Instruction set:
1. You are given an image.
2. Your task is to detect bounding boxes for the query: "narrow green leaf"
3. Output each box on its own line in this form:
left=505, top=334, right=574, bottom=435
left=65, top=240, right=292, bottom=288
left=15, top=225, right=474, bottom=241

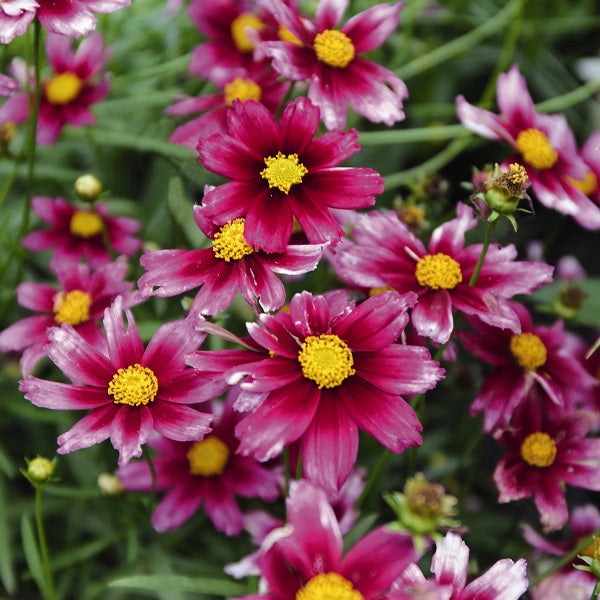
left=0, top=477, right=16, bottom=594
left=167, top=176, right=207, bottom=247
left=20, top=514, right=49, bottom=600
left=52, top=531, right=121, bottom=572
left=108, top=574, right=247, bottom=596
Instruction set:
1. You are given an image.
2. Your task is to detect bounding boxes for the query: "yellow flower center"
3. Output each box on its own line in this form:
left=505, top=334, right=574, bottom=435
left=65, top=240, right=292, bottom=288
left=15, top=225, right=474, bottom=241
left=507, top=163, right=528, bottom=185
left=515, top=128, right=558, bottom=170
left=298, top=334, right=355, bottom=389
left=520, top=432, right=557, bottom=468
left=53, top=289, right=92, bottom=325
left=415, top=253, right=463, bottom=290
left=279, top=25, right=303, bottom=46
left=69, top=210, right=104, bottom=238
left=260, top=152, right=308, bottom=194
left=108, top=364, right=159, bottom=407
left=313, top=29, right=355, bottom=68
left=45, top=72, right=83, bottom=105
left=187, top=436, right=230, bottom=477
left=296, top=573, right=364, bottom=600
left=509, top=333, right=547, bottom=371
left=567, top=171, right=598, bottom=196
left=368, top=285, right=396, bottom=296
left=223, top=77, right=262, bottom=107
left=212, top=218, right=254, bottom=262
left=230, top=13, right=265, bottom=53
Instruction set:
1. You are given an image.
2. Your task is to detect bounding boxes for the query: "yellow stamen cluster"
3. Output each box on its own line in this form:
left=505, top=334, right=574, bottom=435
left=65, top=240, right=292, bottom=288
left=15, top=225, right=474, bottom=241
left=187, top=437, right=230, bottom=477
left=313, top=29, right=355, bottom=68
left=520, top=432, right=557, bottom=467
left=509, top=333, right=547, bottom=371
left=108, top=364, right=159, bottom=407
left=53, top=289, right=92, bottom=326
left=515, top=128, right=558, bottom=170
left=223, top=77, right=262, bottom=107
left=45, top=72, right=83, bottom=105
left=230, top=13, right=265, bottom=53
left=415, top=253, right=463, bottom=290
left=296, top=573, right=364, bottom=600
left=212, top=218, right=254, bottom=262
left=568, top=171, right=598, bottom=197
left=69, top=210, right=104, bottom=238
left=260, top=152, right=308, bottom=194
left=278, top=25, right=303, bottom=46
left=298, top=334, right=355, bottom=389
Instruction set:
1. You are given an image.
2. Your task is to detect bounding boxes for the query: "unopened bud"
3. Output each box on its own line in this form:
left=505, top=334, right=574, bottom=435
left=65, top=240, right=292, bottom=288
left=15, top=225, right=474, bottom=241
left=26, top=456, right=55, bottom=484
left=97, top=473, right=124, bottom=496
left=74, top=174, right=103, bottom=202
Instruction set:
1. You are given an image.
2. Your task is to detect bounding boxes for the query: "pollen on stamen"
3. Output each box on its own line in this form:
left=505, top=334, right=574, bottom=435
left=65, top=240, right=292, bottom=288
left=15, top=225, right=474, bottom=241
left=296, top=572, right=364, bottom=600
left=260, top=152, right=308, bottom=194
left=415, top=253, right=463, bottom=290
left=45, top=72, right=83, bottom=105
left=297, top=334, right=355, bottom=389
left=313, top=29, right=355, bottom=68
left=212, top=218, right=254, bottom=262
left=53, top=289, right=92, bottom=326
left=70, top=210, right=104, bottom=238
left=515, top=128, right=558, bottom=170
left=108, top=364, right=159, bottom=407
left=520, top=432, right=557, bottom=468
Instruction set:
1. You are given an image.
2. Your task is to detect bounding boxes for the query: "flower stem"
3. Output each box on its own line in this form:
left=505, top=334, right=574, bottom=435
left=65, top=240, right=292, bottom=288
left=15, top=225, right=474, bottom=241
left=468, top=219, right=496, bottom=287
left=35, top=486, right=56, bottom=600
left=356, top=448, right=390, bottom=508
left=591, top=580, right=600, bottom=600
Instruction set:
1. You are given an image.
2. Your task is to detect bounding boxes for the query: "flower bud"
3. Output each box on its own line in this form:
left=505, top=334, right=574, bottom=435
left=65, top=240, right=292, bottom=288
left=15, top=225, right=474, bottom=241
left=26, top=456, right=55, bottom=485
left=74, top=174, right=103, bottom=202
left=97, top=473, right=124, bottom=496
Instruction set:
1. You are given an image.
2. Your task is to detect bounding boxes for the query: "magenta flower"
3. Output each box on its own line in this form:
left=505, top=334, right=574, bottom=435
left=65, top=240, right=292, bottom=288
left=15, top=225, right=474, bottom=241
left=332, top=203, right=554, bottom=344
left=187, top=0, right=275, bottom=81
left=116, top=391, right=281, bottom=535
left=459, top=303, right=598, bottom=432
left=187, top=290, right=444, bottom=493
left=19, top=297, right=227, bottom=466
left=232, top=479, right=421, bottom=600
left=456, top=64, right=600, bottom=229
left=21, top=196, right=142, bottom=270
left=197, top=96, right=384, bottom=253
left=138, top=203, right=324, bottom=316
left=493, top=399, right=600, bottom=532
left=390, top=531, right=528, bottom=600
left=0, top=0, right=130, bottom=42
left=574, top=129, right=600, bottom=208
left=0, top=257, right=135, bottom=377
left=0, top=73, right=18, bottom=96
left=0, top=0, right=36, bottom=44
left=258, top=0, right=408, bottom=130
left=0, top=33, right=110, bottom=144
left=167, top=65, right=289, bottom=149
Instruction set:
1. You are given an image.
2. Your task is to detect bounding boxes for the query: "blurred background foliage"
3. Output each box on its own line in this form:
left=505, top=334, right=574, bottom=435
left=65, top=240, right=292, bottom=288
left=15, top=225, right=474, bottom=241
left=1, top=0, right=599, bottom=597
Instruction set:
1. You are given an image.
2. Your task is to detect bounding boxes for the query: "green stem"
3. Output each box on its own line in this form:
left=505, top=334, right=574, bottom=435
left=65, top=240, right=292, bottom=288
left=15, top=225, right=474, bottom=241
left=20, top=20, right=42, bottom=241
left=529, top=527, right=600, bottom=587
left=359, top=124, right=469, bottom=146
left=35, top=487, right=55, bottom=600
left=356, top=449, right=390, bottom=508
left=468, top=219, right=496, bottom=287
left=591, top=580, right=600, bottom=600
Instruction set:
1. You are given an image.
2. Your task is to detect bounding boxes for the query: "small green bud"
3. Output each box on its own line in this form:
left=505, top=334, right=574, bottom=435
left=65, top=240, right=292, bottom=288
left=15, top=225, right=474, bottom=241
left=97, top=473, right=124, bottom=496
left=26, top=456, right=55, bottom=485
left=74, top=174, right=103, bottom=202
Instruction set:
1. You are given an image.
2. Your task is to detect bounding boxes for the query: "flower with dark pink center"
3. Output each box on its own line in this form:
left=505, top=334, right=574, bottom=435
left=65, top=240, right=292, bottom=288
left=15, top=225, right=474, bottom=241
left=19, top=297, right=228, bottom=466
left=116, top=391, right=281, bottom=535
left=390, top=531, right=528, bottom=600
left=257, top=0, right=408, bottom=130
left=187, top=290, right=444, bottom=493
left=137, top=201, right=324, bottom=316
left=459, top=303, right=598, bottom=432
left=21, top=196, right=142, bottom=270
left=456, top=64, right=600, bottom=230
left=197, top=96, right=384, bottom=253
left=0, top=33, right=110, bottom=144
left=0, top=257, right=135, bottom=377
left=231, top=479, right=422, bottom=600
left=332, top=203, right=554, bottom=344
left=493, top=398, right=600, bottom=532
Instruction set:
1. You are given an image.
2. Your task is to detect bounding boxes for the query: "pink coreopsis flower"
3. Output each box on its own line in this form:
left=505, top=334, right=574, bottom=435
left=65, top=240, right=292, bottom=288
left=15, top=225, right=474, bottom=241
left=574, top=129, right=600, bottom=207
left=19, top=297, right=227, bottom=466
left=187, top=290, right=444, bottom=493
left=116, top=392, right=281, bottom=535
left=456, top=64, right=600, bottom=229
left=332, top=203, right=554, bottom=344
left=0, top=33, right=110, bottom=144
left=21, top=196, right=142, bottom=269
left=523, top=504, right=600, bottom=600
left=493, top=398, right=600, bottom=532
left=167, top=65, right=289, bottom=149
left=458, top=303, right=598, bottom=432
left=390, top=531, right=528, bottom=600
left=232, top=479, right=422, bottom=600
left=0, top=257, right=135, bottom=376
left=258, top=0, right=408, bottom=130
left=137, top=203, right=324, bottom=316
left=197, top=96, right=384, bottom=253
left=0, top=0, right=130, bottom=42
